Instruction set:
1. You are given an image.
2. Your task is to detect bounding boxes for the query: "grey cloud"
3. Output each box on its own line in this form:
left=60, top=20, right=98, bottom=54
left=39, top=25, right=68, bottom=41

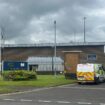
left=0, top=0, right=105, bottom=44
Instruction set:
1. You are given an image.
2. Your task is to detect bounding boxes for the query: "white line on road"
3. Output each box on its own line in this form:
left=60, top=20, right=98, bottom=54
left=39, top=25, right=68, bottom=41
left=100, top=103, right=105, bottom=105
left=57, top=101, right=71, bottom=104
left=20, top=99, right=32, bottom=102
left=3, top=98, right=105, bottom=105
left=3, top=99, right=15, bottom=101
left=38, top=100, right=52, bottom=103
left=77, top=102, right=92, bottom=104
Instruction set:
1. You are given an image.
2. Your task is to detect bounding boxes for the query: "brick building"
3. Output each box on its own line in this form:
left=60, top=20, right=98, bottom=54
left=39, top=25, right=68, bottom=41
left=1, top=42, right=105, bottom=76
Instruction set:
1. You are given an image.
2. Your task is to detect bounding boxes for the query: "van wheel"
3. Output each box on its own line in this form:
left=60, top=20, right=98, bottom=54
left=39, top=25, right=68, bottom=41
left=95, top=77, right=99, bottom=84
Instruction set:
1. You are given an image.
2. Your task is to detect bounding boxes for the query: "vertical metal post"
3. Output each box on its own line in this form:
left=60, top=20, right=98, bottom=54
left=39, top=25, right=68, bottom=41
left=54, top=20, right=56, bottom=76
left=52, top=56, right=54, bottom=74
left=84, top=17, right=86, bottom=43
left=0, top=28, right=1, bottom=74
left=0, top=26, right=4, bottom=75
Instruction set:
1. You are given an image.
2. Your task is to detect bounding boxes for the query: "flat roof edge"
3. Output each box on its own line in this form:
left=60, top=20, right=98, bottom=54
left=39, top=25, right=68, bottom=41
left=62, top=51, right=82, bottom=53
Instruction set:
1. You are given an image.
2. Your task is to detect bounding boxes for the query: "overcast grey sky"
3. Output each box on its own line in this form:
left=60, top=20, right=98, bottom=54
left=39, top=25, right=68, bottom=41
left=0, top=0, right=105, bottom=44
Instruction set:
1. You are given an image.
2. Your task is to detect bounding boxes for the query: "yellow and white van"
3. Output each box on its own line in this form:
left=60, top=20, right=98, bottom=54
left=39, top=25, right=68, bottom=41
left=77, top=63, right=105, bottom=84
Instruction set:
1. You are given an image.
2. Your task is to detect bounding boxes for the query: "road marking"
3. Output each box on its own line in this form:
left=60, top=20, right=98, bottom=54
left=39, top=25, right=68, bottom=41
left=60, top=86, right=105, bottom=90
left=77, top=102, right=92, bottom=104
left=3, top=98, right=105, bottom=105
left=38, top=100, right=52, bottom=103
left=57, top=101, right=71, bottom=104
left=100, top=103, right=105, bottom=105
left=3, top=99, right=15, bottom=101
left=21, top=99, right=32, bottom=102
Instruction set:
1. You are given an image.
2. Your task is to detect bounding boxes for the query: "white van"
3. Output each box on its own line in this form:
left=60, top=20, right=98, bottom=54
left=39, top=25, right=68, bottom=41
left=77, top=63, right=105, bottom=84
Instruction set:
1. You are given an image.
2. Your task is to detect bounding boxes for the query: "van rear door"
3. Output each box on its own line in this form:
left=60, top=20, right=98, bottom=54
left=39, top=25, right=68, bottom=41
left=77, top=64, right=94, bottom=82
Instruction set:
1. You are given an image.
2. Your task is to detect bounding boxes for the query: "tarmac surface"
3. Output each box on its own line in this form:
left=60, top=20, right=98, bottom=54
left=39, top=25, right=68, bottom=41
left=0, top=83, right=105, bottom=105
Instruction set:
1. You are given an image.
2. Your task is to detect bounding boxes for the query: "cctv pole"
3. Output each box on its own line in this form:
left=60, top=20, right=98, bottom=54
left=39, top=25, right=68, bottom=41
left=54, top=20, right=57, bottom=76
left=0, top=27, right=3, bottom=75
left=0, top=28, right=1, bottom=75
left=83, top=17, right=86, bottom=43
left=0, top=26, right=4, bottom=75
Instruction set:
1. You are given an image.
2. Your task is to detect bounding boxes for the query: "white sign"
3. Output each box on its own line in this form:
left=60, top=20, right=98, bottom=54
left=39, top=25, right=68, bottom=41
left=20, top=63, right=25, bottom=67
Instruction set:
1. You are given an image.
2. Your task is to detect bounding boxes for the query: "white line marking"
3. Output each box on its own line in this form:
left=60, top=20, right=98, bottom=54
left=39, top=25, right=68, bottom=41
left=38, top=100, right=52, bottom=103
left=57, top=101, right=71, bottom=104
left=21, top=99, right=32, bottom=102
left=100, top=103, right=105, bottom=105
left=77, top=102, right=92, bottom=104
left=3, top=99, right=15, bottom=101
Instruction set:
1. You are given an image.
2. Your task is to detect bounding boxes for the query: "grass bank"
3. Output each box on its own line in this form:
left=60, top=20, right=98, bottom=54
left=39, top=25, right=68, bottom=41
left=0, top=75, right=76, bottom=94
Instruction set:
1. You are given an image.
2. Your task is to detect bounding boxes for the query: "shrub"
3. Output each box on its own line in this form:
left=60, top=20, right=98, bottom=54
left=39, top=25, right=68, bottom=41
left=3, top=70, right=37, bottom=81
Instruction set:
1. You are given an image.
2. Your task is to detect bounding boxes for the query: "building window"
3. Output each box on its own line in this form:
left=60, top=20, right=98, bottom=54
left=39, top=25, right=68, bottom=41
left=87, top=54, right=97, bottom=61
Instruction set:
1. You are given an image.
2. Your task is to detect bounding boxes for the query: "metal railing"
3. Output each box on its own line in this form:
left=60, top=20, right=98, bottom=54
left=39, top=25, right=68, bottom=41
left=2, top=42, right=105, bottom=48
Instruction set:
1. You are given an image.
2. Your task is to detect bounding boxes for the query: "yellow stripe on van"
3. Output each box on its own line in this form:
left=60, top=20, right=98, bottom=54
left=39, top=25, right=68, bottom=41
left=77, top=72, right=94, bottom=81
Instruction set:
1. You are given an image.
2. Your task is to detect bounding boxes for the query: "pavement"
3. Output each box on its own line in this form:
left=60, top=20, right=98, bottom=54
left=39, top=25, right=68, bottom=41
left=0, top=83, right=105, bottom=105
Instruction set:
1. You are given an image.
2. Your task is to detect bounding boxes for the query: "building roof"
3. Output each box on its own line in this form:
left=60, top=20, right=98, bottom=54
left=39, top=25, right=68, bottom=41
left=62, top=51, right=82, bottom=53
left=27, top=57, right=64, bottom=64
left=3, top=42, right=105, bottom=48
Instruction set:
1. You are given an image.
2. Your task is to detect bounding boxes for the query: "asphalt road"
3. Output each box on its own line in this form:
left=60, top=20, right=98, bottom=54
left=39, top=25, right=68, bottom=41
left=0, top=83, right=105, bottom=105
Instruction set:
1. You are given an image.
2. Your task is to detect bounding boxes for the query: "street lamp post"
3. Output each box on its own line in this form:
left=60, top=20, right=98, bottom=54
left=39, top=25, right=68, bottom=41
left=0, top=26, right=4, bottom=75
left=83, top=17, right=86, bottom=43
left=54, top=20, right=57, bottom=76
left=0, top=28, right=1, bottom=74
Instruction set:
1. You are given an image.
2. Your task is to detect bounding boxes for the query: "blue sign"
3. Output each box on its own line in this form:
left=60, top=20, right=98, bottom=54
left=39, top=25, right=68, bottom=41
left=3, top=61, right=28, bottom=71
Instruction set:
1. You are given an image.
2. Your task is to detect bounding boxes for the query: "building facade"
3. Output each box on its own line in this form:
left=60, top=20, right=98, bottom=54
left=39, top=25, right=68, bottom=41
left=1, top=42, right=105, bottom=76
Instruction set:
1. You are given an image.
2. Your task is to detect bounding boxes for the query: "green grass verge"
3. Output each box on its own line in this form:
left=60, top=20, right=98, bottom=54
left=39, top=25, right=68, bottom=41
left=0, top=75, right=76, bottom=94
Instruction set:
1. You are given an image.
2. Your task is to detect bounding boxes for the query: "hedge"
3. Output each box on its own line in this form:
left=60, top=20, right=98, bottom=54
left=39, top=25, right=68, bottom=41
left=3, top=70, right=37, bottom=81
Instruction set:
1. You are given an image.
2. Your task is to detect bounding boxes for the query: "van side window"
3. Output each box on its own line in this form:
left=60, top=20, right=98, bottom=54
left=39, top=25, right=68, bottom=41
left=99, top=67, right=102, bottom=70
left=102, top=66, right=105, bottom=71
left=98, top=66, right=105, bottom=75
